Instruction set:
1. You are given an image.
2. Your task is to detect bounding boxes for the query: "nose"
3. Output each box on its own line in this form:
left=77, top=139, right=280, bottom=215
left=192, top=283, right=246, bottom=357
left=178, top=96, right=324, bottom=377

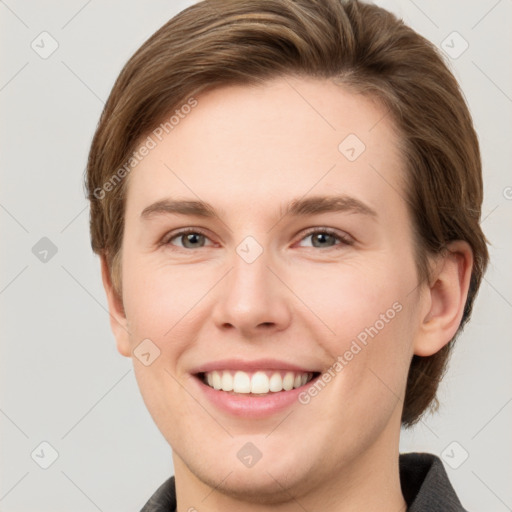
left=211, top=247, right=293, bottom=338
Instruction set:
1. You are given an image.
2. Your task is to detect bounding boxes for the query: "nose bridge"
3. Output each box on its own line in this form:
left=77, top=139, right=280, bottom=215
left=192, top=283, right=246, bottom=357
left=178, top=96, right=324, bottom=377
left=211, top=236, right=291, bottom=333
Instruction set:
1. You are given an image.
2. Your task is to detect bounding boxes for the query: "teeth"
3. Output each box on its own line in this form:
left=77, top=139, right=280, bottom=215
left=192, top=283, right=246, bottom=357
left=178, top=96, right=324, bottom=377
left=203, top=370, right=314, bottom=394
left=233, top=371, right=251, bottom=393
left=284, top=372, right=296, bottom=390
left=250, top=371, right=269, bottom=394
left=212, top=371, right=221, bottom=390
left=221, top=371, right=233, bottom=391
left=269, top=372, right=283, bottom=392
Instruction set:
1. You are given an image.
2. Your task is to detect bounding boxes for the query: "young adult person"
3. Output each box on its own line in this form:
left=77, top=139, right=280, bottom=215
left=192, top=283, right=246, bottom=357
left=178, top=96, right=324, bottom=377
left=85, top=1, right=488, bottom=510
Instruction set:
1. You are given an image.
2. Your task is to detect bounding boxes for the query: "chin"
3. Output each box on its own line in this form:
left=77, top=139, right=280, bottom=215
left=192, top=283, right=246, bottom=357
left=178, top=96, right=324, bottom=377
left=196, top=465, right=309, bottom=505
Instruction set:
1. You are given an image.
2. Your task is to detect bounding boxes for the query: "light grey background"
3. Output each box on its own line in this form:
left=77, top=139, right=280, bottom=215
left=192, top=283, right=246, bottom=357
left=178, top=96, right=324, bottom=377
left=1, top=1, right=511, bottom=510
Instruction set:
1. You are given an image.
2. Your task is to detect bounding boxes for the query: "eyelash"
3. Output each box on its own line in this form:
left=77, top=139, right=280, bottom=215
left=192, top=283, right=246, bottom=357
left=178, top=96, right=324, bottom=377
left=161, top=227, right=354, bottom=250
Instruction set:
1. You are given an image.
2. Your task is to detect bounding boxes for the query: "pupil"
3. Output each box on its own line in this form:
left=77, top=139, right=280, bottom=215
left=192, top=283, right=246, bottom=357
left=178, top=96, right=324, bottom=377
left=314, top=233, right=332, bottom=247
left=184, top=233, right=203, bottom=248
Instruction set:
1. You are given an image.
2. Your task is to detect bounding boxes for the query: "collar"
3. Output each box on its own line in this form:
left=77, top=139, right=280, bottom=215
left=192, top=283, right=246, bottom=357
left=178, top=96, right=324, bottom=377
left=140, top=452, right=467, bottom=512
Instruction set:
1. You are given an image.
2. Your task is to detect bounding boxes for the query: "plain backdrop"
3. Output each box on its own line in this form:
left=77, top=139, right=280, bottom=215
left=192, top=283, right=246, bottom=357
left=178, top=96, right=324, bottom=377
left=1, top=1, right=511, bottom=510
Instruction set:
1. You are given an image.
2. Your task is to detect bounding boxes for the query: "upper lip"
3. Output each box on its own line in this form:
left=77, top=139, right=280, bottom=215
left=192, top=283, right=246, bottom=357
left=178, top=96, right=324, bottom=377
left=190, top=358, right=320, bottom=374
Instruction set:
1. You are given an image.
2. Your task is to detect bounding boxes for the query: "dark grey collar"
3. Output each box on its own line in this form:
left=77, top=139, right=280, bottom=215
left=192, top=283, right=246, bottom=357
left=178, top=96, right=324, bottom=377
left=141, top=452, right=467, bottom=512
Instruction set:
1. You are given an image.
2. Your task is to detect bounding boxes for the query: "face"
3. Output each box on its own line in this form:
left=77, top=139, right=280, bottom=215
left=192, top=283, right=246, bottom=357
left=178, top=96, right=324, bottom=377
left=110, top=77, right=431, bottom=502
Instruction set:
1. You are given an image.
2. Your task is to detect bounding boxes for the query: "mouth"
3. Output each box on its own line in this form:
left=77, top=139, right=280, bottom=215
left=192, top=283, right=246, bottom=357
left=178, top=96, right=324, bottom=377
left=189, top=358, right=324, bottom=417
left=195, top=370, right=321, bottom=395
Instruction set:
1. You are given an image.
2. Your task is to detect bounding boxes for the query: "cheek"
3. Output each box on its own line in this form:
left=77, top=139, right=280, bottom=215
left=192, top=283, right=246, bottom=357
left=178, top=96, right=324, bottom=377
left=303, top=257, right=417, bottom=391
left=294, top=257, right=410, bottom=336
left=121, top=253, right=211, bottom=340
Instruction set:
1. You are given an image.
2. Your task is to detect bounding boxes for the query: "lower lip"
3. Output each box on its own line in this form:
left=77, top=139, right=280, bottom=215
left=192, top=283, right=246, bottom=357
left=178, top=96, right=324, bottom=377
left=192, top=374, right=320, bottom=418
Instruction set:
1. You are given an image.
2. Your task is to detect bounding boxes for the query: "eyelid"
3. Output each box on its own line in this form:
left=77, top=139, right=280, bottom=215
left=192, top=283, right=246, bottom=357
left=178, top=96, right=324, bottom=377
left=294, top=226, right=354, bottom=247
left=161, top=226, right=354, bottom=250
left=160, top=227, right=214, bottom=247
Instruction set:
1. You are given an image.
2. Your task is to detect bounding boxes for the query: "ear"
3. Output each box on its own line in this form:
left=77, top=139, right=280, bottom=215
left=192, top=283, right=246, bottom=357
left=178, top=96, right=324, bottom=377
left=100, top=253, right=131, bottom=358
left=414, top=241, right=473, bottom=356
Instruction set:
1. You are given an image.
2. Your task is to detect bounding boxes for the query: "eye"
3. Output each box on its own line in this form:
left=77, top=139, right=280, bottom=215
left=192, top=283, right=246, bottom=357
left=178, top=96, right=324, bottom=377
left=296, top=228, right=353, bottom=249
left=161, top=227, right=353, bottom=251
left=162, top=229, right=214, bottom=249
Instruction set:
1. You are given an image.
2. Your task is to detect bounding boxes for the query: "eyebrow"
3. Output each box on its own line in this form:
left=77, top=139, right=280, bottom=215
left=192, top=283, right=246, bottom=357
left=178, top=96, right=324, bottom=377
left=140, top=194, right=378, bottom=221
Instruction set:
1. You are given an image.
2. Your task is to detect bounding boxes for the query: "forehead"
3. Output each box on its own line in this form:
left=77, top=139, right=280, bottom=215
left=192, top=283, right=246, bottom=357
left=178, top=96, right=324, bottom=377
left=125, top=76, right=406, bottom=220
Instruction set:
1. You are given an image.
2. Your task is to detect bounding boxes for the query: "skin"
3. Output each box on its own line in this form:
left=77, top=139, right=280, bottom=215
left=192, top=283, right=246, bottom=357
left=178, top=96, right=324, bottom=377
left=101, top=76, right=473, bottom=511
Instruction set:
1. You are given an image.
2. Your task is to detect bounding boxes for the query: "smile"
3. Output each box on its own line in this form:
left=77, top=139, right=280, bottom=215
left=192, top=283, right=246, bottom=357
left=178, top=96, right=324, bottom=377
left=199, top=370, right=319, bottom=395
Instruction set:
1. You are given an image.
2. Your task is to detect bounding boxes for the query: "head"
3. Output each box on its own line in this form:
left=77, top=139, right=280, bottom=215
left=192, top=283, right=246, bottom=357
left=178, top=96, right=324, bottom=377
left=85, top=0, right=488, bottom=502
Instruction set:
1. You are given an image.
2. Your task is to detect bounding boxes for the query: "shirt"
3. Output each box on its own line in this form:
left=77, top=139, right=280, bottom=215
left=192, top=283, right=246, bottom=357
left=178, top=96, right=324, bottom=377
left=140, top=452, right=467, bottom=512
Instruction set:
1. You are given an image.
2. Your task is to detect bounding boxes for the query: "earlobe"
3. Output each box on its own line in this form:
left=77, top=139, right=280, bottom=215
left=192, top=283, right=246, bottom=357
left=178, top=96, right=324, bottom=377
left=414, top=241, right=473, bottom=357
left=100, top=253, right=132, bottom=358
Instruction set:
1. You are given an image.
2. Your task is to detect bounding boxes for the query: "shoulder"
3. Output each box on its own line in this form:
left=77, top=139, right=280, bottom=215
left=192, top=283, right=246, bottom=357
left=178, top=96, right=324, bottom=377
left=400, top=452, right=468, bottom=512
left=140, top=475, right=176, bottom=512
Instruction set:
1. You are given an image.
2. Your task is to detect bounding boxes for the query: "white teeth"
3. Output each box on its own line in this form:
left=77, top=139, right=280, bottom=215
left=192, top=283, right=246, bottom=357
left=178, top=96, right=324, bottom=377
left=269, top=372, right=283, bottom=392
left=233, top=371, right=251, bottom=393
left=250, top=371, right=269, bottom=393
left=203, top=370, right=314, bottom=394
left=221, top=371, right=233, bottom=391
left=282, top=372, right=294, bottom=391
left=212, top=371, right=222, bottom=390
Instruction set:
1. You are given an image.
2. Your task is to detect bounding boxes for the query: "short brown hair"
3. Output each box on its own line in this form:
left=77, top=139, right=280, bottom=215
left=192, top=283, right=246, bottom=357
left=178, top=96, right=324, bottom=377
left=85, top=0, right=489, bottom=426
